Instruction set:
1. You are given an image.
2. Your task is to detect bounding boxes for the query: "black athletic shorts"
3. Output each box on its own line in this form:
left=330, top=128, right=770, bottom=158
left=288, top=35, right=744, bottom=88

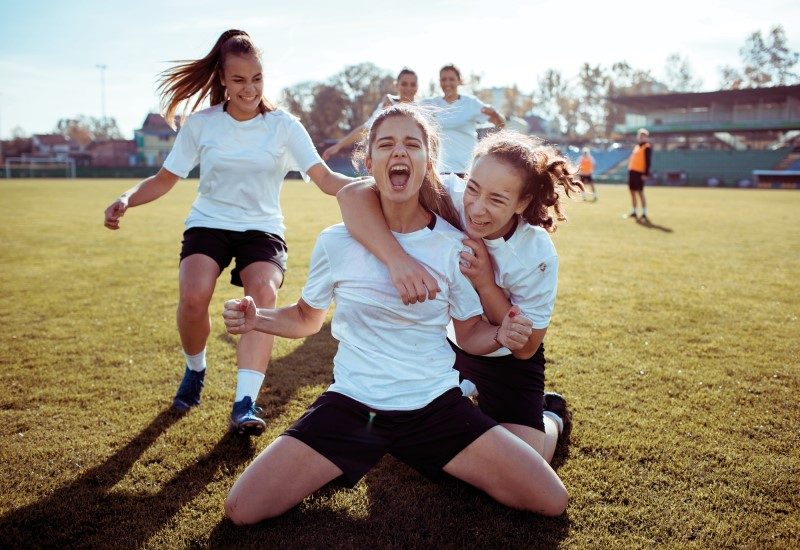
left=580, top=174, right=593, bottom=184
left=450, top=340, right=546, bottom=432
left=628, top=170, right=645, bottom=191
left=179, top=227, right=288, bottom=287
left=284, top=388, right=498, bottom=487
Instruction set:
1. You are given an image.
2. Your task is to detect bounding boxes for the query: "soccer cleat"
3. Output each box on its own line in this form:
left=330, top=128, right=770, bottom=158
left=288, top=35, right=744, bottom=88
left=640, top=215, right=650, bottom=223
left=543, top=391, right=572, bottom=438
left=173, top=366, right=205, bottom=411
left=229, top=396, right=266, bottom=436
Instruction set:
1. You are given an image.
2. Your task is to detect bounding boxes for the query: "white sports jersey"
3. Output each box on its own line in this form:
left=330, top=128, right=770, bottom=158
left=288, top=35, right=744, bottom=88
left=441, top=174, right=558, bottom=356
left=163, top=104, right=322, bottom=238
left=419, top=94, right=488, bottom=174
left=301, top=217, right=483, bottom=410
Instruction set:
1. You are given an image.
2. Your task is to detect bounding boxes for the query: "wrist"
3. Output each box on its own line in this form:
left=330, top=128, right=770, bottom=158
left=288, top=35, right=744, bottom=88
left=493, top=326, right=501, bottom=346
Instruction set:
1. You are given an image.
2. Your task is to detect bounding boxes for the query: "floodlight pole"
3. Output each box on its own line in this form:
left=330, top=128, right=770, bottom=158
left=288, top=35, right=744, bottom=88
left=96, top=64, right=107, bottom=121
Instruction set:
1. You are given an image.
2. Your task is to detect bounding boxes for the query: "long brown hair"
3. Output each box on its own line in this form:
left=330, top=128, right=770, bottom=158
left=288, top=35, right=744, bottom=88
left=157, top=29, right=275, bottom=127
left=354, top=104, right=463, bottom=231
left=472, top=131, right=583, bottom=233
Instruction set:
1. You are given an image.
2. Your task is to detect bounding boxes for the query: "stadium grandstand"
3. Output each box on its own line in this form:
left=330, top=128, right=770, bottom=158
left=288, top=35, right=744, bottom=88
left=589, top=85, right=800, bottom=188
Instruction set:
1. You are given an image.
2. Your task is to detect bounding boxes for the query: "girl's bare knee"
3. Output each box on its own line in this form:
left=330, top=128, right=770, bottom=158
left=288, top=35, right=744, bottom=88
left=535, top=487, right=569, bottom=517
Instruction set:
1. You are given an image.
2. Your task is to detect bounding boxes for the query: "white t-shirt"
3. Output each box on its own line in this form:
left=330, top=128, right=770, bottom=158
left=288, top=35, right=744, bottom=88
left=301, top=217, right=484, bottom=410
left=163, top=104, right=322, bottom=238
left=364, top=95, right=398, bottom=129
left=441, top=174, right=559, bottom=356
left=420, top=94, right=488, bottom=174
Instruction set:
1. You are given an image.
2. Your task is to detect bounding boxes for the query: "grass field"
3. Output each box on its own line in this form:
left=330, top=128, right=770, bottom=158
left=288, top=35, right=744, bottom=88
left=0, top=179, right=798, bottom=548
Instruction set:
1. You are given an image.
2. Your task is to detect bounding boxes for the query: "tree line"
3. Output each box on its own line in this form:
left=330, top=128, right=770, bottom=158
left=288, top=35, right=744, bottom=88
left=5, top=25, right=796, bottom=146
left=284, top=25, right=798, bottom=143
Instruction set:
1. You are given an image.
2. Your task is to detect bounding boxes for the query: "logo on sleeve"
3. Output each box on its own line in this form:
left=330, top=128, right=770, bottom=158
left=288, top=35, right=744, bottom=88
left=538, top=262, right=547, bottom=272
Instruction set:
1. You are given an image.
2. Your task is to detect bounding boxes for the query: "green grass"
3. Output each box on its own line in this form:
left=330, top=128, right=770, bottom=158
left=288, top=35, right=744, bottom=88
left=0, top=179, right=798, bottom=548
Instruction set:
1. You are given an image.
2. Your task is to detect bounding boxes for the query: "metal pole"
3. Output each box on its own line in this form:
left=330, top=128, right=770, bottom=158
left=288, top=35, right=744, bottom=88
left=96, top=64, right=107, bottom=120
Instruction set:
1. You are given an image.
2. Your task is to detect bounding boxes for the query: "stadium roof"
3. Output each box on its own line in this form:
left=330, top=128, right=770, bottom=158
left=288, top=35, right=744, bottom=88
left=609, top=85, right=800, bottom=110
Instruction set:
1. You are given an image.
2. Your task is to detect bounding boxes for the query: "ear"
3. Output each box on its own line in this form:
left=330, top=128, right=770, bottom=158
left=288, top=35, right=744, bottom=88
left=365, top=156, right=372, bottom=174
left=427, top=157, right=433, bottom=173
left=515, top=195, right=533, bottom=215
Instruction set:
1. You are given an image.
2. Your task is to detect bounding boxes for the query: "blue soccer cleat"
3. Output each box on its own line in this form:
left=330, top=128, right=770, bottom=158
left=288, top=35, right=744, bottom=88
left=172, top=367, right=205, bottom=411
left=229, top=396, right=266, bottom=436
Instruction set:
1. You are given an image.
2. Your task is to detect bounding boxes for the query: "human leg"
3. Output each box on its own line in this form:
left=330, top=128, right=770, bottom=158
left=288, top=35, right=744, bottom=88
left=501, top=422, right=557, bottom=464
left=227, top=262, right=282, bottom=434
left=226, top=391, right=389, bottom=523
left=443, top=426, right=568, bottom=516
left=224, top=435, right=343, bottom=524
left=236, top=261, right=283, bottom=376
left=452, top=343, right=557, bottom=461
left=177, top=254, right=220, bottom=355
left=173, top=253, right=220, bottom=410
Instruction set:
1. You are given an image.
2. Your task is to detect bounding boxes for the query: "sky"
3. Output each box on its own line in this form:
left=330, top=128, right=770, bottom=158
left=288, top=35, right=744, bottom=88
left=1, top=0, right=799, bottom=139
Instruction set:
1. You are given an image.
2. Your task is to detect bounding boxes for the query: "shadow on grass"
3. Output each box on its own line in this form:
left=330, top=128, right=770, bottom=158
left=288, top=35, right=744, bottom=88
left=637, top=217, right=674, bottom=233
left=0, top=326, right=339, bottom=547
left=0, top=408, right=256, bottom=547
left=207, top=454, right=571, bottom=548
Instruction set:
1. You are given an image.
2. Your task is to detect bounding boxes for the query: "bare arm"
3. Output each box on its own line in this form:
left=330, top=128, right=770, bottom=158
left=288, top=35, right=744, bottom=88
left=481, top=105, right=506, bottom=128
left=337, top=180, right=440, bottom=304
left=459, top=236, right=547, bottom=360
left=453, top=306, right=532, bottom=356
left=223, top=296, right=328, bottom=338
left=306, top=162, right=363, bottom=196
left=321, top=125, right=367, bottom=161
left=103, top=167, right=180, bottom=230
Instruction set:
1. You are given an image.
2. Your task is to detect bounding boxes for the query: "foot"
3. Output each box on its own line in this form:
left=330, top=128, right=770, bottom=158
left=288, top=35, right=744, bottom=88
left=625, top=212, right=638, bottom=220
left=173, top=367, right=205, bottom=411
left=640, top=214, right=650, bottom=223
left=229, top=396, right=266, bottom=436
left=543, top=392, right=572, bottom=439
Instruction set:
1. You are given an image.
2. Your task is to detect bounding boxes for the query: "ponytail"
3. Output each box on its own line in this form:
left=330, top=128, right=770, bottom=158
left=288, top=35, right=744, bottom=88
left=157, top=29, right=274, bottom=127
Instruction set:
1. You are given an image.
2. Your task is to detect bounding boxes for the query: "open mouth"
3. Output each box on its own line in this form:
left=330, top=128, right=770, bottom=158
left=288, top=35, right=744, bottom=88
left=468, top=216, right=490, bottom=228
left=388, top=164, right=411, bottom=190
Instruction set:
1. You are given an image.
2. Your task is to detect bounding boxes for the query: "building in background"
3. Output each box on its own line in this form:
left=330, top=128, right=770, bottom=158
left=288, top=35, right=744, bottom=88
left=135, top=113, right=178, bottom=166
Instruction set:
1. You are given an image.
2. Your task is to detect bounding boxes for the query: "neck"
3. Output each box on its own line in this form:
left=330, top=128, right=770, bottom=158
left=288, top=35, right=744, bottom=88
left=379, top=196, right=430, bottom=233
left=226, top=101, right=260, bottom=122
left=443, top=92, right=458, bottom=102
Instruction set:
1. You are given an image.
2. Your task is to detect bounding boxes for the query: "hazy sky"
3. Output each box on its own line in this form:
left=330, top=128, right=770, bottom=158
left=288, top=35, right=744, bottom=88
left=1, top=0, right=798, bottom=139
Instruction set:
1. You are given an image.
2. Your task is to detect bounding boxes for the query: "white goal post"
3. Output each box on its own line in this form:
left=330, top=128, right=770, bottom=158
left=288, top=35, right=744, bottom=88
left=4, top=157, right=76, bottom=178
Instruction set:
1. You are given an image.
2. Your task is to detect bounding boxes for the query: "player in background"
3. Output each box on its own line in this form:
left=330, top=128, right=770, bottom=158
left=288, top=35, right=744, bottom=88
left=626, top=128, right=652, bottom=221
left=578, top=147, right=597, bottom=201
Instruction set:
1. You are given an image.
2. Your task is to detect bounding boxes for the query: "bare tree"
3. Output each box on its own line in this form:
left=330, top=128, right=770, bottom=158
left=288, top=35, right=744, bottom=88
left=719, top=25, right=799, bottom=88
left=664, top=53, right=702, bottom=92
left=576, top=63, right=608, bottom=139
left=536, top=69, right=575, bottom=137
left=307, top=85, right=349, bottom=144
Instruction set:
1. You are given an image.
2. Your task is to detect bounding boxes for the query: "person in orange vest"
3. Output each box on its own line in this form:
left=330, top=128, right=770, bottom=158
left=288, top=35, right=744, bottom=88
left=578, top=147, right=597, bottom=201
left=626, top=128, right=651, bottom=221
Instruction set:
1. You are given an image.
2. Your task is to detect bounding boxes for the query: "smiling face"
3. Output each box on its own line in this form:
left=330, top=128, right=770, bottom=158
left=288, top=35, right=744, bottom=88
left=396, top=73, right=419, bottom=103
left=439, top=68, right=461, bottom=99
left=463, top=155, right=532, bottom=240
left=220, top=54, right=263, bottom=120
left=366, top=114, right=430, bottom=205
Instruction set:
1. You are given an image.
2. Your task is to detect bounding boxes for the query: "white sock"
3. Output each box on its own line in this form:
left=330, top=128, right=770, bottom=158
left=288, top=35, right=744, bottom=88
left=543, top=410, right=564, bottom=435
left=235, top=369, right=265, bottom=402
left=459, top=379, right=478, bottom=397
left=642, top=207, right=648, bottom=216
left=184, top=349, right=206, bottom=372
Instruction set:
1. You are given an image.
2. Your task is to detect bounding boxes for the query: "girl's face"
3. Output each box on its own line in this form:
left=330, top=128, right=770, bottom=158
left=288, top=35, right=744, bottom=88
left=439, top=69, right=461, bottom=98
left=366, top=115, right=430, bottom=205
left=220, top=54, right=263, bottom=119
left=463, top=155, right=532, bottom=240
left=396, top=74, right=418, bottom=103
